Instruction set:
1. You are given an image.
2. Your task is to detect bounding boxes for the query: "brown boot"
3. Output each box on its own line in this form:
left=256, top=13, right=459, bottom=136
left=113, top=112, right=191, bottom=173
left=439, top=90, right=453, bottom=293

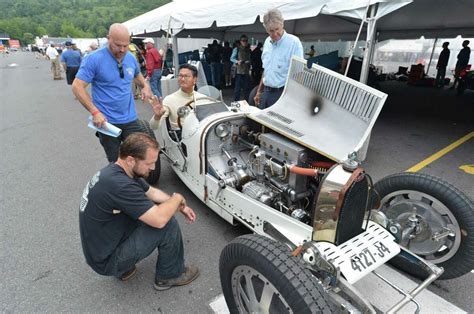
left=118, top=265, right=137, bottom=281
left=154, top=265, right=200, bottom=291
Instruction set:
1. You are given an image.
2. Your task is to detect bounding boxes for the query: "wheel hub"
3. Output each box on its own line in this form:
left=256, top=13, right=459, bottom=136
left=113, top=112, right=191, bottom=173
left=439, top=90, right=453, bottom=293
left=231, top=265, right=292, bottom=313
left=380, top=190, right=461, bottom=263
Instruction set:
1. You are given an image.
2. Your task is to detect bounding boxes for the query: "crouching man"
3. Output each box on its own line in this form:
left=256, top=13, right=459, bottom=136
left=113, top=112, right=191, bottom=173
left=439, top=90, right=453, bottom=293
left=79, top=132, right=199, bottom=290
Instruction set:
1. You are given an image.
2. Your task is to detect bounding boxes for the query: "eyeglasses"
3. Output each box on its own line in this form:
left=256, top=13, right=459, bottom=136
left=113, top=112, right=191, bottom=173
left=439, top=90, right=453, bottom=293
left=118, top=63, right=124, bottom=79
left=240, top=39, right=248, bottom=42
left=178, top=74, right=192, bottom=79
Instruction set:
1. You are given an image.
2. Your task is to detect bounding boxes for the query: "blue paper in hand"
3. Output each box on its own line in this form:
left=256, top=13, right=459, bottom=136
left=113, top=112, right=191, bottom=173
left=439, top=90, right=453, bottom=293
left=87, top=116, right=122, bottom=137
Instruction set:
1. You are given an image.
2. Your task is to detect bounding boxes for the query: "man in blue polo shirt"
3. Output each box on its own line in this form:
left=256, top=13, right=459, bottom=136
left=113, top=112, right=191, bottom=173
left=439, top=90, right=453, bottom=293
left=61, top=41, right=82, bottom=85
left=254, top=8, right=303, bottom=109
left=72, top=23, right=152, bottom=162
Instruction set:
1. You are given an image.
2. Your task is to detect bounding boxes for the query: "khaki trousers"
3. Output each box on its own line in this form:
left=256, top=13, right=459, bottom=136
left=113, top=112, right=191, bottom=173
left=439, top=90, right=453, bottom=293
left=51, top=58, right=61, bottom=79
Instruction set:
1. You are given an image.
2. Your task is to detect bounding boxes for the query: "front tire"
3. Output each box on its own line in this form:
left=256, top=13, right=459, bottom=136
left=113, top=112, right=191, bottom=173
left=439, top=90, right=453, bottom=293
left=220, top=234, right=334, bottom=313
left=138, top=119, right=161, bottom=185
left=375, top=172, right=474, bottom=279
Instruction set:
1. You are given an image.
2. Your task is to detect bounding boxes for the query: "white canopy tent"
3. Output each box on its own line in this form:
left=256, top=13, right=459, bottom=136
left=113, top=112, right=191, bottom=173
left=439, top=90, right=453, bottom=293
left=125, top=0, right=410, bottom=39
left=124, top=0, right=474, bottom=83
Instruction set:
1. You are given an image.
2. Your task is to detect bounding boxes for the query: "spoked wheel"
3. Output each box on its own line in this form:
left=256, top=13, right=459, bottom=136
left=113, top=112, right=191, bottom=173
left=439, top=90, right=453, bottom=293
left=375, top=172, right=474, bottom=279
left=220, top=234, right=334, bottom=313
left=231, top=265, right=293, bottom=312
left=138, top=119, right=161, bottom=185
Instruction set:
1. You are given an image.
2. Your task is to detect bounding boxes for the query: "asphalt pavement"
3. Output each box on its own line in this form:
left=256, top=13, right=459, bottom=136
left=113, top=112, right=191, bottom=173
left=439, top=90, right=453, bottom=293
left=1, top=52, right=472, bottom=312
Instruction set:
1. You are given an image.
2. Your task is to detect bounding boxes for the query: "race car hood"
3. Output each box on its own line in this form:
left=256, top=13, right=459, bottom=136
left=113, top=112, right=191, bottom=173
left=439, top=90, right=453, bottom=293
left=248, top=57, right=387, bottom=162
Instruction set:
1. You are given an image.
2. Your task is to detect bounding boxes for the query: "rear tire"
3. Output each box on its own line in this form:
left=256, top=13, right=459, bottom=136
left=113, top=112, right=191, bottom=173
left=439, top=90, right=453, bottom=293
left=220, top=234, right=334, bottom=313
left=375, top=172, right=474, bottom=279
left=138, top=119, right=161, bottom=185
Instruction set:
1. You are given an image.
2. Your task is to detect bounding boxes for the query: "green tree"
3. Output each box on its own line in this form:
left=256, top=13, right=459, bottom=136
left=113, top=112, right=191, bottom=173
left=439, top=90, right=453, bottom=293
left=36, top=26, right=47, bottom=37
left=23, top=32, right=34, bottom=44
left=0, top=0, right=171, bottom=42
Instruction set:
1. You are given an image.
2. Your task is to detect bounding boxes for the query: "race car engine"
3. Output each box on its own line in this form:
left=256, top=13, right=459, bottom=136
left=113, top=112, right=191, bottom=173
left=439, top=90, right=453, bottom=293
left=207, top=120, right=372, bottom=244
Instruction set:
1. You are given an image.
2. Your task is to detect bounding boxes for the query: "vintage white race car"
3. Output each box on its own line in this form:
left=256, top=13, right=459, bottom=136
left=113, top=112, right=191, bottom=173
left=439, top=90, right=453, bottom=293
left=146, top=57, right=474, bottom=313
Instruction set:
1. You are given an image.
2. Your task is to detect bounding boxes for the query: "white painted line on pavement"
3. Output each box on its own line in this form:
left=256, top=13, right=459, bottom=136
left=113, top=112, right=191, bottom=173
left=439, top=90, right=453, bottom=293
left=210, top=294, right=229, bottom=314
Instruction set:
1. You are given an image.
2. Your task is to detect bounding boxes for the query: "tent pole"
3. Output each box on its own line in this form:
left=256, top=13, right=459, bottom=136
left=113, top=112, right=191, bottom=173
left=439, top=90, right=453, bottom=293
left=344, top=1, right=371, bottom=78
left=360, top=4, right=378, bottom=84
left=369, top=30, right=379, bottom=65
left=344, top=17, right=366, bottom=77
left=172, top=35, right=179, bottom=73
left=426, top=37, right=438, bottom=76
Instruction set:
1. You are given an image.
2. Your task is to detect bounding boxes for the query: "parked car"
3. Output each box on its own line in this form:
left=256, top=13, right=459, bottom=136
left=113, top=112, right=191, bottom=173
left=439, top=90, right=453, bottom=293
left=148, top=57, right=473, bottom=313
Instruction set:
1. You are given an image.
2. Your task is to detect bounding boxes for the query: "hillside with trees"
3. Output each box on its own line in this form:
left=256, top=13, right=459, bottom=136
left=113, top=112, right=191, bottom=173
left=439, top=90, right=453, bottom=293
left=0, top=0, right=170, bottom=43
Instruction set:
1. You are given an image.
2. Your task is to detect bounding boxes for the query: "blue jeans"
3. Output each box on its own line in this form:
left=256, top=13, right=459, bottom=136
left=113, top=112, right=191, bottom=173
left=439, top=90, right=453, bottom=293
left=150, top=69, right=162, bottom=97
left=234, top=74, right=250, bottom=101
left=210, top=62, right=222, bottom=88
left=106, top=218, right=185, bottom=281
left=97, top=119, right=143, bottom=162
left=259, top=88, right=284, bottom=109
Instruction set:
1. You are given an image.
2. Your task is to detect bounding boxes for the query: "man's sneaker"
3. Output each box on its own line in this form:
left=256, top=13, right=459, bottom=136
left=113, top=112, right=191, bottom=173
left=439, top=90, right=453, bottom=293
left=119, top=265, right=137, bottom=281
left=154, top=265, right=200, bottom=291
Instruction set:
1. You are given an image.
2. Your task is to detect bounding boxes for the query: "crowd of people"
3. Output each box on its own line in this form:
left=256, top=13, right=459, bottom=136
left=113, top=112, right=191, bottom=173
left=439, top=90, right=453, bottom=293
left=44, top=11, right=305, bottom=109
left=199, top=9, right=303, bottom=107
left=202, top=35, right=264, bottom=102
left=42, top=36, right=170, bottom=98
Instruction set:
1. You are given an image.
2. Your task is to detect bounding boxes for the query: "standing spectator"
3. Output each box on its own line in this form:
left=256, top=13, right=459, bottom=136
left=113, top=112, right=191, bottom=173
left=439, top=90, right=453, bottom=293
left=203, top=44, right=211, bottom=63
left=435, top=42, right=450, bottom=88
left=451, top=40, right=471, bottom=89
left=61, top=41, right=82, bottom=85
left=137, top=43, right=147, bottom=76
left=254, top=8, right=304, bottom=109
left=250, top=42, right=263, bottom=86
left=305, top=45, right=316, bottom=58
left=222, top=41, right=233, bottom=87
left=231, top=34, right=251, bottom=101
left=164, top=43, right=174, bottom=73
left=143, top=38, right=163, bottom=97
left=72, top=23, right=153, bottom=163
left=83, top=41, right=98, bottom=58
left=79, top=132, right=199, bottom=289
left=208, top=40, right=222, bottom=89
left=46, top=44, right=62, bottom=80
left=129, top=41, right=145, bottom=99
left=72, top=42, right=82, bottom=55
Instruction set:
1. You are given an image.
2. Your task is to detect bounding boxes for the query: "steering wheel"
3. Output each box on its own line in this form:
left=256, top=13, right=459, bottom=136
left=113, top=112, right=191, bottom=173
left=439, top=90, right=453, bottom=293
left=177, top=96, right=218, bottom=129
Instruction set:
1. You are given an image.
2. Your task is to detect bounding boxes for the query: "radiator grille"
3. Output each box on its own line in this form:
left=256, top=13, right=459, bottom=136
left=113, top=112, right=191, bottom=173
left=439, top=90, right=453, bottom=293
left=335, top=173, right=369, bottom=245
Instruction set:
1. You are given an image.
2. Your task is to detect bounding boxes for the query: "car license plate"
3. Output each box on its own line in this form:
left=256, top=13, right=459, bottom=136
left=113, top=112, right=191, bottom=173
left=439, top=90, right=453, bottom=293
left=315, top=221, right=400, bottom=284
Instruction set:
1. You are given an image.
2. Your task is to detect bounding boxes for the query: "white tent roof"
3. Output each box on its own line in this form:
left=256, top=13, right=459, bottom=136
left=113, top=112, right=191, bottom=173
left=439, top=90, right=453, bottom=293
left=124, top=0, right=411, bottom=41
left=124, top=0, right=474, bottom=41
left=376, top=0, right=474, bottom=40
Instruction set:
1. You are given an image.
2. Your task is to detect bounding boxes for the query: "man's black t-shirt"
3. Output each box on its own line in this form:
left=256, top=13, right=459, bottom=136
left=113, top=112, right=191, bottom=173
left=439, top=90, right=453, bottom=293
left=79, top=163, right=154, bottom=274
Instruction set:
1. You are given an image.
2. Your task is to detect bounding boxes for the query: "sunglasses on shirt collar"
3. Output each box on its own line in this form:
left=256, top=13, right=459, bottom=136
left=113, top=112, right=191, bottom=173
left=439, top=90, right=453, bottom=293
left=118, top=63, right=124, bottom=79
